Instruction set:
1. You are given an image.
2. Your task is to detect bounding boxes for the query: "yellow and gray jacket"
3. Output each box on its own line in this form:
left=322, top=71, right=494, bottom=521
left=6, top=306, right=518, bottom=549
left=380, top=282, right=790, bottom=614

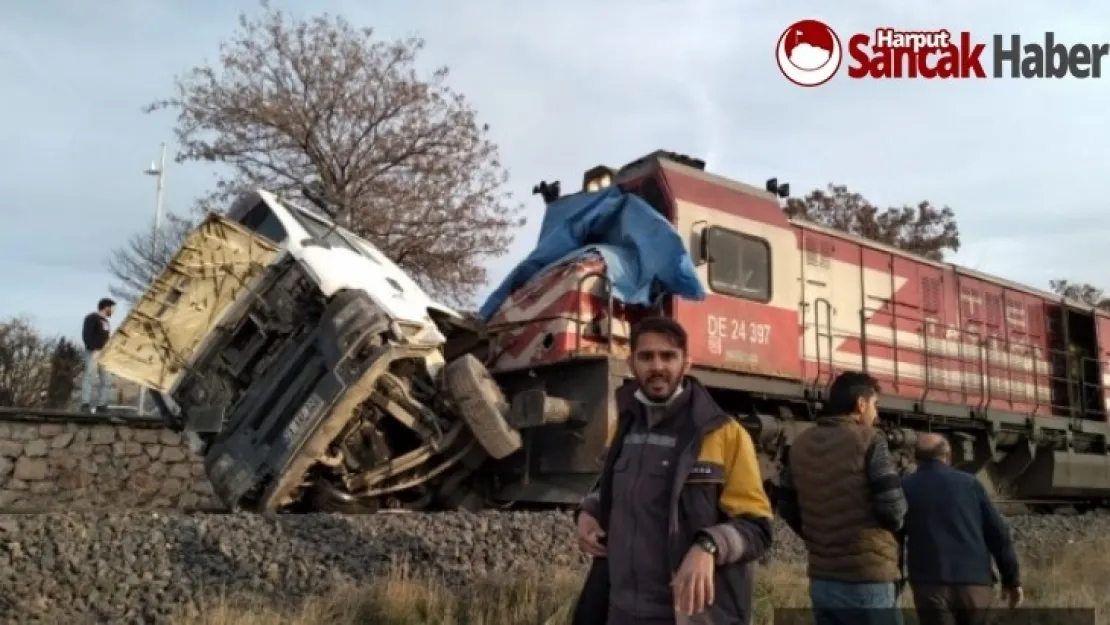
left=572, top=377, right=774, bottom=625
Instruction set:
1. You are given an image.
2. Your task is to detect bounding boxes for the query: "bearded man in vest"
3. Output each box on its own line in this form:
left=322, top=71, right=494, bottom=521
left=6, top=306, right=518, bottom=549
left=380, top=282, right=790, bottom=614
left=776, top=370, right=908, bottom=625
left=570, top=316, right=774, bottom=625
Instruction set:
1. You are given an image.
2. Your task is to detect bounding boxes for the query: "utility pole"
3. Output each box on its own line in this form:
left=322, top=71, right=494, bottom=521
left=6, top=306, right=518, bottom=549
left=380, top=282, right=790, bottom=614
left=147, top=142, right=167, bottom=258
left=137, top=142, right=167, bottom=415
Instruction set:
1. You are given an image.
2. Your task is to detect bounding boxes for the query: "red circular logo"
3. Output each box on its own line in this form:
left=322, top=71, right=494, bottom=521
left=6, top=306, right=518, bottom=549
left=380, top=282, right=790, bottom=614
left=776, top=20, right=843, bottom=87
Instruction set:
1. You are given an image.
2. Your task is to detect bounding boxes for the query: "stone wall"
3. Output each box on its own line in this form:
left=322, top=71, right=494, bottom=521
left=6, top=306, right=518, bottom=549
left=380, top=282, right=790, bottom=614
left=0, top=415, right=223, bottom=512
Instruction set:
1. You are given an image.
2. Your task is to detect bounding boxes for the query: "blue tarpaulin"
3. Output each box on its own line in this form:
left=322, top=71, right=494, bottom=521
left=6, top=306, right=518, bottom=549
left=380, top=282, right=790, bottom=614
left=478, top=186, right=706, bottom=321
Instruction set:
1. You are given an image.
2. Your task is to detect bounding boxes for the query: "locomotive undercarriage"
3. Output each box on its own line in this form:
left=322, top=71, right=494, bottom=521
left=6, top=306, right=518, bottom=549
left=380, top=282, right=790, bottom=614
left=481, top=354, right=1110, bottom=516
left=727, top=388, right=1110, bottom=515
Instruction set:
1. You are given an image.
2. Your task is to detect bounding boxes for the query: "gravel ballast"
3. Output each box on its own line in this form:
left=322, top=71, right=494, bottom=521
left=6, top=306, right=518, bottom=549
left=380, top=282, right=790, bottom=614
left=0, top=510, right=1102, bottom=624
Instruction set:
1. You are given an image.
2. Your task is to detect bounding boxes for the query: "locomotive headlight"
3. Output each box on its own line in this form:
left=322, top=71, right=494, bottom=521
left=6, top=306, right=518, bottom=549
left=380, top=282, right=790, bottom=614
left=582, top=165, right=617, bottom=192
left=585, top=173, right=611, bottom=192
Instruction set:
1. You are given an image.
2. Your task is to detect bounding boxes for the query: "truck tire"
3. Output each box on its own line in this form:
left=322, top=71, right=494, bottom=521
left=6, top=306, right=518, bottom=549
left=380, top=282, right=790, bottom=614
left=441, top=354, right=522, bottom=460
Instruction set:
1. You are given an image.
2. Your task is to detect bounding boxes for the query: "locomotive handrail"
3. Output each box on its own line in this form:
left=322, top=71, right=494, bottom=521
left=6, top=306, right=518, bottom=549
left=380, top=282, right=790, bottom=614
left=851, top=304, right=1055, bottom=416
left=919, top=329, right=934, bottom=405
left=1078, top=354, right=1107, bottom=420
left=811, top=298, right=834, bottom=391
left=573, top=270, right=616, bottom=357
left=806, top=300, right=1107, bottom=424
left=1035, top=346, right=1092, bottom=420
left=481, top=314, right=577, bottom=369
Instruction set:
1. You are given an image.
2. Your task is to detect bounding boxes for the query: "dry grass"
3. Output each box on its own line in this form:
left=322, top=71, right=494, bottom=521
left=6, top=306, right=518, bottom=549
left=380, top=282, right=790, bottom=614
left=173, top=537, right=1109, bottom=625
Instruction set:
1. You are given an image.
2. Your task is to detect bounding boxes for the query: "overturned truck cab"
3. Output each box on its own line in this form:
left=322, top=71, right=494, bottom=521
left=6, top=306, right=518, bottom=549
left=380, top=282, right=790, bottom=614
left=98, top=190, right=522, bottom=513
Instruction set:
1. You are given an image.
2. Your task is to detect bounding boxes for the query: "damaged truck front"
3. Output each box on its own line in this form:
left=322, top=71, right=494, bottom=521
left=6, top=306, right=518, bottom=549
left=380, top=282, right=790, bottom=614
left=98, top=190, right=522, bottom=513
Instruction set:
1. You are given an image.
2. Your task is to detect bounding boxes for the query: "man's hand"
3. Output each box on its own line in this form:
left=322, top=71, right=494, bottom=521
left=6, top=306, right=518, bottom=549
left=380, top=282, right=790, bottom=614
left=671, top=544, right=715, bottom=616
left=576, top=511, right=607, bottom=557
left=1002, top=585, right=1024, bottom=608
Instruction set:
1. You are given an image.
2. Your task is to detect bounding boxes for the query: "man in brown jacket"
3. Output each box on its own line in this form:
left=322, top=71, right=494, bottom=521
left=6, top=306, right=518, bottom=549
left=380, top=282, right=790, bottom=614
left=776, top=371, right=907, bottom=625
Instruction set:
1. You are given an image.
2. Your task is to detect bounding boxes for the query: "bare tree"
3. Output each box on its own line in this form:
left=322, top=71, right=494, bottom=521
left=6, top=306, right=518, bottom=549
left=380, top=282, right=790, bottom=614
left=106, top=212, right=197, bottom=305
left=109, top=1, right=523, bottom=307
left=1050, top=279, right=1110, bottom=310
left=44, top=337, right=84, bottom=409
left=784, top=184, right=961, bottom=261
left=0, top=317, right=81, bottom=409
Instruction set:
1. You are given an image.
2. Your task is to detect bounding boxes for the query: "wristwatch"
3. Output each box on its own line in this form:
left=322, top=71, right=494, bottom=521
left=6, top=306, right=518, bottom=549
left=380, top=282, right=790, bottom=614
left=695, top=533, right=718, bottom=556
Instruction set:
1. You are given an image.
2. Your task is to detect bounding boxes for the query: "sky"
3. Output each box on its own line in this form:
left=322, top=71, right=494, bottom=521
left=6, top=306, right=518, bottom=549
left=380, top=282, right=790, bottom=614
left=2, top=0, right=1109, bottom=342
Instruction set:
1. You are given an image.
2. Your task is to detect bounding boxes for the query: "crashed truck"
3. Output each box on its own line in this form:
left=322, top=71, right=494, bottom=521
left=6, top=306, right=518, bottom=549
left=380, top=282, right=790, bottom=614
left=96, top=150, right=714, bottom=514
left=107, top=146, right=1098, bottom=517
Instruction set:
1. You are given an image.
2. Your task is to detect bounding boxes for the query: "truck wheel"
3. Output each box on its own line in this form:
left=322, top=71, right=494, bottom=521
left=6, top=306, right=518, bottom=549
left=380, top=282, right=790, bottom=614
left=441, top=354, right=522, bottom=459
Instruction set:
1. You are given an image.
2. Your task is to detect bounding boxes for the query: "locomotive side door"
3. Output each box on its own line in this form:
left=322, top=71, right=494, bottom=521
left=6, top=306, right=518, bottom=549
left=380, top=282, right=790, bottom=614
left=670, top=188, right=802, bottom=381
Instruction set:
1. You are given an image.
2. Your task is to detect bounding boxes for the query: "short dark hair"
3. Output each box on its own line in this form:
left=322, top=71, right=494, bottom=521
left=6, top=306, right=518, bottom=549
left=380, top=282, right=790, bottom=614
left=98, top=298, right=116, bottom=311
left=630, top=316, right=687, bottom=353
left=825, top=371, right=881, bottom=416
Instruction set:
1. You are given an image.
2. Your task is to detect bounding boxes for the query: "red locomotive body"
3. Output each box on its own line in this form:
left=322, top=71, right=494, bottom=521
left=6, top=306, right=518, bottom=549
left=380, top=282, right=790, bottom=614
left=482, top=150, right=1110, bottom=512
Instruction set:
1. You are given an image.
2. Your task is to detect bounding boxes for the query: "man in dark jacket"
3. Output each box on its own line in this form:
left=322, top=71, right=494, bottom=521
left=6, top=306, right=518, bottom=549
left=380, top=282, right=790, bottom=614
left=79, top=298, right=116, bottom=413
left=901, top=433, right=1023, bottom=625
left=571, top=316, right=774, bottom=625
left=776, top=370, right=907, bottom=625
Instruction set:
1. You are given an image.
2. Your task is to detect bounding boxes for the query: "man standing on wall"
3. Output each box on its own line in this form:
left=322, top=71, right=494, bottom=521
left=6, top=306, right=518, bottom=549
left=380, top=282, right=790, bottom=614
left=570, top=316, right=774, bottom=625
left=901, top=433, right=1023, bottom=625
left=776, top=370, right=908, bottom=625
left=79, top=298, right=116, bottom=414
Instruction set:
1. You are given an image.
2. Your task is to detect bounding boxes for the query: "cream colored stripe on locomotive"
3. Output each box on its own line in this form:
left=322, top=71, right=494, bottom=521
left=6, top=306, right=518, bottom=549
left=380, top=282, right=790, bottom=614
left=809, top=350, right=1052, bottom=400
left=794, top=225, right=1053, bottom=400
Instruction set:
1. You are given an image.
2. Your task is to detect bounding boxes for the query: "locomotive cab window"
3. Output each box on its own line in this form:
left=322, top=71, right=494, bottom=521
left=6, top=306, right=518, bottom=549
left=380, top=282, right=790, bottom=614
left=705, top=226, right=772, bottom=302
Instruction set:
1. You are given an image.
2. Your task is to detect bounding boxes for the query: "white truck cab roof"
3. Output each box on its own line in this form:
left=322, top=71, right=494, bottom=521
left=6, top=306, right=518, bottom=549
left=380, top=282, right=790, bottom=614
left=225, top=189, right=462, bottom=336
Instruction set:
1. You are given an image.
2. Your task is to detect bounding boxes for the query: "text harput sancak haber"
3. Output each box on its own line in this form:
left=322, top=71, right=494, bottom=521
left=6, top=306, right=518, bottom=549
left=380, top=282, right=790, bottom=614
left=846, top=29, right=1109, bottom=79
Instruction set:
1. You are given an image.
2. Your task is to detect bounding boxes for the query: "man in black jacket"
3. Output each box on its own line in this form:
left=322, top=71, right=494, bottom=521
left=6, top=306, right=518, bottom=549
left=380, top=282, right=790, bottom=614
left=79, top=298, right=116, bottom=413
left=570, top=316, right=773, bottom=625
left=901, top=433, right=1023, bottom=625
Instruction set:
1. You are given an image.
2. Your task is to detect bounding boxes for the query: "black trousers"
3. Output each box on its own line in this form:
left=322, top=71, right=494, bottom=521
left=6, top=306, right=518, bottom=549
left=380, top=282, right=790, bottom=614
left=911, top=583, right=994, bottom=625
left=607, top=605, right=676, bottom=625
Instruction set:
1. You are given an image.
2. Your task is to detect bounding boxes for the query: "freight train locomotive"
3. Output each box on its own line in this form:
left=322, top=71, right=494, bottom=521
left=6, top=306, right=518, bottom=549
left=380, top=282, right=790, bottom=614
left=477, top=149, right=1110, bottom=514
